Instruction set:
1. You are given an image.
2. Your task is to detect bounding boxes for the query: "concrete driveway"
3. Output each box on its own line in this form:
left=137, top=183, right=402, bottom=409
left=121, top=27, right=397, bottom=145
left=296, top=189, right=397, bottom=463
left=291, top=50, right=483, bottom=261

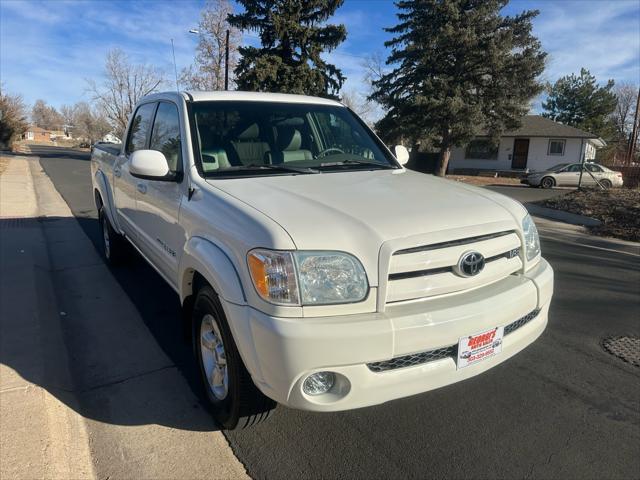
left=23, top=145, right=640, bottom=479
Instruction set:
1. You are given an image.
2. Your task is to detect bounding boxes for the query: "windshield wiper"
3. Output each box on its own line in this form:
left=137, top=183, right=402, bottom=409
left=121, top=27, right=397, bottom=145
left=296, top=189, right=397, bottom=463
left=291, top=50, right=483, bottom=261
left=208, top=163, right=320, bottom=175
left=318, top=159, right=396, bottom=170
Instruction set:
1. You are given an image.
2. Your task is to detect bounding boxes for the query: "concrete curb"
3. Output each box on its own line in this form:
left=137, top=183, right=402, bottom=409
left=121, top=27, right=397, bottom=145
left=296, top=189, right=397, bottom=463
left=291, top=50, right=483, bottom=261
left=525, top=203, right=602, bottom=227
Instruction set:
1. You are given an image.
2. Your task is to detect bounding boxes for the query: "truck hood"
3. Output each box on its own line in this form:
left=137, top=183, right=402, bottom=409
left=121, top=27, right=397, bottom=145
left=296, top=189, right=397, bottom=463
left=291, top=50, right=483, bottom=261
left=207, top=169, right=522, bottom=253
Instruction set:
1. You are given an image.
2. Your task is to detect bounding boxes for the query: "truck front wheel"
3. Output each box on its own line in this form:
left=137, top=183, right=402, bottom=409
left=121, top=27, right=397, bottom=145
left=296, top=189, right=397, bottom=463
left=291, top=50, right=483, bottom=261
left=193, top=285, right=275, bottom=429
left=99, top=207, right=128, bottom=265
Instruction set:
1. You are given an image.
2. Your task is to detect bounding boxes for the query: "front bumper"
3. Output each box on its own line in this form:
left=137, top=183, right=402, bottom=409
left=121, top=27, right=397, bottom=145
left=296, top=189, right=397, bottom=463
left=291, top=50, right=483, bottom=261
left=522, top=177, right=541, bottom=186
left=223, top=258, right=554, bottom=412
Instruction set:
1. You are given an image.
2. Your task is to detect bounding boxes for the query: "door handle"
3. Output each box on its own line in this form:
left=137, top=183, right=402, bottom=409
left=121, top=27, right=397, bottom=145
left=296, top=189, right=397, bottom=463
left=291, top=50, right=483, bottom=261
left=137, top=183, right=147, bottom=194
left=114, top=167, right=121, bottom=178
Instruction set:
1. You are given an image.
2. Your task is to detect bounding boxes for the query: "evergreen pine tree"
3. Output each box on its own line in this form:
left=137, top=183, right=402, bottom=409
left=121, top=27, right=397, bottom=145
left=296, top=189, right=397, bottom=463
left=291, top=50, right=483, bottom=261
left=542, top=68, right=617, bottom=140
left=229, top=0, right=347, bottom=98
left=371, top=0, right=546, bottom=176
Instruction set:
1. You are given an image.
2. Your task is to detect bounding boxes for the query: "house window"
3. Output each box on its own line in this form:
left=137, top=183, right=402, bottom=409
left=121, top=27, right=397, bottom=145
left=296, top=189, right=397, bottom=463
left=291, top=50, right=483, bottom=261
left=548, top=139, right=566, bottom=156
left=465, top=139, right=498, bottom=160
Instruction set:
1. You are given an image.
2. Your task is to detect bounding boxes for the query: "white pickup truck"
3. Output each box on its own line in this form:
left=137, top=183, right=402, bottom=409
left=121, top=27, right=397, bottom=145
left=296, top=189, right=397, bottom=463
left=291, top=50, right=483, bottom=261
left=91, top=91, right=553, bottom=429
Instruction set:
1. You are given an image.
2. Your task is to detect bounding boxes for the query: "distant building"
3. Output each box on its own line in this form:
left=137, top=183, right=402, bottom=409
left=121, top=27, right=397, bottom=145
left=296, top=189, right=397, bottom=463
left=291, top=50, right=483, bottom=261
left=448, top=115, right=606, bottom=173
left=23, top=125, right=51, bottom=142
left=101, top=133, right=121, bottom=144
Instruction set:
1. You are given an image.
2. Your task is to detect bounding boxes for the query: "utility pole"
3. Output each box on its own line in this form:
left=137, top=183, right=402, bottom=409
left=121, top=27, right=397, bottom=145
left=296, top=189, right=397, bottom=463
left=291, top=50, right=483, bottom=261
left=577, top=138, right=585, bottom=189
left=225, top=29, right=230, bottom=91
left=626, top=85, right=640, bottom=165
left=189, top=28, right=231, bottom=91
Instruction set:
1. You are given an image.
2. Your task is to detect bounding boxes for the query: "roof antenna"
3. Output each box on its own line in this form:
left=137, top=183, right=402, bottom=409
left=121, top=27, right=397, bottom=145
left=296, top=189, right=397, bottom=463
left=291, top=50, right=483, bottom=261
left=171, top=38, right=180, bottom=91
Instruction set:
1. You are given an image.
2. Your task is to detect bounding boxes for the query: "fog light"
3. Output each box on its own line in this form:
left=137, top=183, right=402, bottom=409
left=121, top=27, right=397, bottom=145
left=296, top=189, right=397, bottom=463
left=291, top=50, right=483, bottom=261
left=302, top=372, right=335, bottom=396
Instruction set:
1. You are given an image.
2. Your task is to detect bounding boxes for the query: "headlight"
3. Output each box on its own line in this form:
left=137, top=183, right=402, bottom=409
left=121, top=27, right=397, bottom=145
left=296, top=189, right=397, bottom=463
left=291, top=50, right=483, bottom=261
left=522, top=214, right=540, bottom=262
left=247, top=249, right=368, bottom=305
left=295, top=251, right=368, bottom=304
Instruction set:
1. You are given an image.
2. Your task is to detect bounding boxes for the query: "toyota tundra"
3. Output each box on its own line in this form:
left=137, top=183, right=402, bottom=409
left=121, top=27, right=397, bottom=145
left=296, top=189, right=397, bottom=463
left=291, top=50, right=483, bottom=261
left=91, top=91, right=554, bottom=429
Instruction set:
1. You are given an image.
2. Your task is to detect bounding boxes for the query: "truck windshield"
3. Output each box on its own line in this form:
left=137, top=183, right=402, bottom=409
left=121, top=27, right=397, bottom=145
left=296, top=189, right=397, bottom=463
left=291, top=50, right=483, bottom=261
left=191, top=101, right=398, bottom=176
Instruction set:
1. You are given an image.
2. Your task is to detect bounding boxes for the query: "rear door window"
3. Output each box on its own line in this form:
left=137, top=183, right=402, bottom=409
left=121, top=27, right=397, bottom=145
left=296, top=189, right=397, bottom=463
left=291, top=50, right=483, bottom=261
left=126, top=103, right=157, bottom=154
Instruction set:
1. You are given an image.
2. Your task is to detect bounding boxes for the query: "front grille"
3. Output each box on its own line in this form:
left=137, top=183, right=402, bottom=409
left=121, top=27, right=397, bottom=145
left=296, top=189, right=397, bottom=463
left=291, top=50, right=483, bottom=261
left=385, top=231, right=523, bottom=303
left=388, top=247, right=520, bottom=280
left=367, top=345, right=458, bottom=373
left=503, top=308, right=541, bottom=335
left=366, top=309, right=541, bottom=373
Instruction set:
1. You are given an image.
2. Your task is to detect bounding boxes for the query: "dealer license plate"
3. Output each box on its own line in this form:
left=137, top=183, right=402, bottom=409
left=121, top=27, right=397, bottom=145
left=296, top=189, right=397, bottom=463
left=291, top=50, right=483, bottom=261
left=457, top=326, right=504, bottom=369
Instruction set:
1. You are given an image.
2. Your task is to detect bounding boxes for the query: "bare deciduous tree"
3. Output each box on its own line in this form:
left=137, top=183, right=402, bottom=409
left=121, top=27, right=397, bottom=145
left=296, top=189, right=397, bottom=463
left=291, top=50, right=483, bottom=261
left=72, top=102, right=112, bottom=144
left=345, top=52, right=389, bottom=126
left=361, top=52, right=387, bottom=91
left=31, top=99, right=64, bottom=130
left=60, top=104, right=75, bottom=127
left=611, top=83, right=638, bottom=141
left=181, top=0, right=241, bottom=90
left=0, top=84, right=28, bottom=148
left=340, top=89, right=375, bottom=126
left=87, top=48, right=164, bottom=138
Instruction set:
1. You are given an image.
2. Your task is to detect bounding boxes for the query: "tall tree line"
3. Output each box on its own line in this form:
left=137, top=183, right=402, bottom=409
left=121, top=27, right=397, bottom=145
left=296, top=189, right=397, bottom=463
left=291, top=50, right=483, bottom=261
left=542, top=69, right=638, bottom=164
left=228, top=0, right=347, bottom=98
left=371, top=0, right=546, bottom=176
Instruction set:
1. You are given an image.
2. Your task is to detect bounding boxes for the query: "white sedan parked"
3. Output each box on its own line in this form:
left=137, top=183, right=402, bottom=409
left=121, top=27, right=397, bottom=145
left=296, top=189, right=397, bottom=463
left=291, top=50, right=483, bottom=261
left=522, top=162, right=624, bottom=189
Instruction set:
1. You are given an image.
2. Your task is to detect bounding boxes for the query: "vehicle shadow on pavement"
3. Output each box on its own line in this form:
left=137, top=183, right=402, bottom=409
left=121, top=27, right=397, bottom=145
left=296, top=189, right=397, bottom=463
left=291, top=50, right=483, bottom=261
left=1, top=214, right=222, bottom=433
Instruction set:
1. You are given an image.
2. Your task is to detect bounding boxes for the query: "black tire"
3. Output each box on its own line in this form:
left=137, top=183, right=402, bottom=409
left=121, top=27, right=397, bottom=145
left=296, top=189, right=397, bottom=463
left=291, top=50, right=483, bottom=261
left=600, top=179, right=612, bottom=189
left=540, top=176, right=555, bottom=189
left=193, top=286, right=276, bottom=429
left=99, top=207, right=128, bottom=265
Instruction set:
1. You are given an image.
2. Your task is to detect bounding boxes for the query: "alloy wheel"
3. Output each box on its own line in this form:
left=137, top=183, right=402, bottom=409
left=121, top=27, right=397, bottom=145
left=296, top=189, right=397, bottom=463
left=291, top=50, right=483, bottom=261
left=200, top=314, right=229, bottom=401
left=102, top=215, right=111, bottom=259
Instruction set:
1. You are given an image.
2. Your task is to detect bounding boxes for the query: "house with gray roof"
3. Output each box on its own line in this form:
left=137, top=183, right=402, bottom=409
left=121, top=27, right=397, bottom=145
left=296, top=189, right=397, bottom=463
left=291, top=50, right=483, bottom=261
left=448, top=115, right=606, bottom=173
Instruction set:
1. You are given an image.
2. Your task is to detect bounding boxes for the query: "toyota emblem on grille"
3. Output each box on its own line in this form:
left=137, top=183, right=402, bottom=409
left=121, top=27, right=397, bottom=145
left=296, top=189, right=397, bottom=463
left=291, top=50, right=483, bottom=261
left=454, top=251, right=485, bottom=277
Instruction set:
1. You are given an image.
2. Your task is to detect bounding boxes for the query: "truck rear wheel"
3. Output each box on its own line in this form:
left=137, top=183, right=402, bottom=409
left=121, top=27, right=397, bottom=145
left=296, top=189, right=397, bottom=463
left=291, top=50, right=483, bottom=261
left=99, top=207, right=128, bottom=265
left=193, top=285, right=276, bottom=430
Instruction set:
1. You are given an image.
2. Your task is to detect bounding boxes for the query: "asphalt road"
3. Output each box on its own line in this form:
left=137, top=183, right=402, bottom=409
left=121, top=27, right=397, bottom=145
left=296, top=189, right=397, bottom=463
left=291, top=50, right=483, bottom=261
left=33, top=145, right=640, bottom=479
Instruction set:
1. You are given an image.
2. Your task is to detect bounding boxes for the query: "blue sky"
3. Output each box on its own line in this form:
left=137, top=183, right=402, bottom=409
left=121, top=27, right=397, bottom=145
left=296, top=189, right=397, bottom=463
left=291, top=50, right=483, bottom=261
left=1, top=0, right=638, bottom=111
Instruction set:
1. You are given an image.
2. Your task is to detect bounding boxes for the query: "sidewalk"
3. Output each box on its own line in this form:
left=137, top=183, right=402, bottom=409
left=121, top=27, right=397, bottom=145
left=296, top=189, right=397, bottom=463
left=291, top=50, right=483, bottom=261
left=1, top=155, right=250, bottom=479
left=0, top=155, right=94, bottom=479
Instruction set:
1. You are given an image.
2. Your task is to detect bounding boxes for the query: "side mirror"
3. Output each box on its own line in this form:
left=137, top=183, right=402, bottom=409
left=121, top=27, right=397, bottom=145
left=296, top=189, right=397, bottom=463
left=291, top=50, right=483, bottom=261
left=129, top=150, right=171, bottom=180
left=394, top=145, right=410, bottom=165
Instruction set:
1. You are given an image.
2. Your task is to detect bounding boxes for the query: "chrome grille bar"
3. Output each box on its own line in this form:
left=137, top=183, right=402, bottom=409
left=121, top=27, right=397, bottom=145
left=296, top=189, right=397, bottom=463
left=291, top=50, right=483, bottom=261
left=394, top=230, right=515, bottom=255
left=388, top=248, right=520, bottom=281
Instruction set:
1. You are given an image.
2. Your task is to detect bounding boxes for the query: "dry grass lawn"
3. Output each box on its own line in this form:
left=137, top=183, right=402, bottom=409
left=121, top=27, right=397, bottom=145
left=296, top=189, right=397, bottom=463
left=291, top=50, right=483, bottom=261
left=447, top=175, right=521, bottom=186
left=537, top=187, right=640, bottom=242
left=0, top=156, right=10, bottom=176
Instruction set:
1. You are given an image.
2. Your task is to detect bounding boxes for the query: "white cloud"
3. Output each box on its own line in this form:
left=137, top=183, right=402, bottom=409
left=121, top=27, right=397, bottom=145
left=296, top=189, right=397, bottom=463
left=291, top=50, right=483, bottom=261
left=530, top=0, right=640, bottom=84
left=0, top=0, right=204, bottom=107
left=2, top=0, right=637, bottom=113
